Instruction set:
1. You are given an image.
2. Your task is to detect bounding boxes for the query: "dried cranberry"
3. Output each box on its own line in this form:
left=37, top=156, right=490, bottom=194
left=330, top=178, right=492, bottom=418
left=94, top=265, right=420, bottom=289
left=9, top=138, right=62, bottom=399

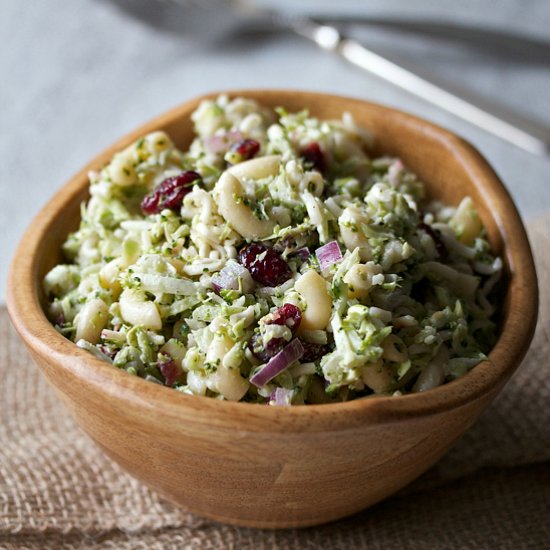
left=141, top=170, right=202, bottom=215
left=299, top=340, right=329, bottom=362
left=269, top=303, right=301, bottom=332
left=238, top=243, right=291, bottom=287
left=226, top=139, right=260, bottom=164
left=419, top=222, right=447, bottom=258
left=300, top=142, right=326, bottom=173
left=248, top=303, right=302, bottom=362
left=249, top=332, right=278, bottom=363
left=140, top=194, right=160, bottom=215
left=159, top=358, right=181, bottom=387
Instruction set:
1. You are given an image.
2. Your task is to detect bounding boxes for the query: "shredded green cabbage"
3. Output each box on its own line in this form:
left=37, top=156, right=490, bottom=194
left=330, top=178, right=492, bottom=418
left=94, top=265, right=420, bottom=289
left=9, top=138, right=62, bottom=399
left=44, top=95, right=502, bottom=405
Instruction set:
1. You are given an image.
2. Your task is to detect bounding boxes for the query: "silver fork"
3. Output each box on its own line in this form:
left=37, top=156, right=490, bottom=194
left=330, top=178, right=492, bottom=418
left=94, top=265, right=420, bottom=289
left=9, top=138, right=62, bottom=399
left=167, top=0, right=550, bottom=157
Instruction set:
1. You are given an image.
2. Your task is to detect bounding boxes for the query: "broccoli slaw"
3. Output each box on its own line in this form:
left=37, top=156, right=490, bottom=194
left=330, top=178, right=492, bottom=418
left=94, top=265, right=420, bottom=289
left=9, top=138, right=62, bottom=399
left=43, top=95, right=502, bottom=405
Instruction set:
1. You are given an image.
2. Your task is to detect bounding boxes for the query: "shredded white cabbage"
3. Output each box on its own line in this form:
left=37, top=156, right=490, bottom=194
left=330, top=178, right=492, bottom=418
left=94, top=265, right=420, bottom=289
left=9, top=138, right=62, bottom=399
left=44, top=95, right=502, bottom=405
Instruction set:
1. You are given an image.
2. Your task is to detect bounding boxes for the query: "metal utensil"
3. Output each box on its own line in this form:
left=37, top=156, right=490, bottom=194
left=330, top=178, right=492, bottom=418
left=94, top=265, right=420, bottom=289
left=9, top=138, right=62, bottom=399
left=167, top=0, right=550, bottom=156
left=289, top=18, right=550, bottom=157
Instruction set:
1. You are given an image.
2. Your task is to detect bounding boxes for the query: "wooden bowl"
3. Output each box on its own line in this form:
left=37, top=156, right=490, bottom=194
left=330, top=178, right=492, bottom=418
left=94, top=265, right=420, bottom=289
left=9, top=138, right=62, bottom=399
left=7, top=90, right=538, bottom=528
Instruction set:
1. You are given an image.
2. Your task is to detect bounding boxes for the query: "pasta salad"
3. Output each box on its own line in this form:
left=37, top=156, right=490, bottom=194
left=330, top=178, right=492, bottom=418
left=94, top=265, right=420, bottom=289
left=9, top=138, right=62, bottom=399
left=44, top=96, right=502, bottom=405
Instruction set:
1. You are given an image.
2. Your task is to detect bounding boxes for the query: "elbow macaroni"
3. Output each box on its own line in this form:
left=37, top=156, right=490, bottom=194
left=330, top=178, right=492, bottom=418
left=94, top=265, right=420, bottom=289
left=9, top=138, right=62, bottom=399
left=450, top=197, right=483, bottom=245
left=295, top=270, right=333, bottom=332
left=119, top=289, right=162, bottom=331
left=75, top=298, right=109, bottom=344
left=215, top=171, right=275, bottom=239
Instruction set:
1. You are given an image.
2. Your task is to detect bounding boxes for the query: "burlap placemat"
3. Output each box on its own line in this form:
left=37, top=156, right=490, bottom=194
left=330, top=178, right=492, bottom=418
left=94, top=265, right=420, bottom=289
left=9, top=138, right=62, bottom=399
left=1, top=216, right=549, bottom=549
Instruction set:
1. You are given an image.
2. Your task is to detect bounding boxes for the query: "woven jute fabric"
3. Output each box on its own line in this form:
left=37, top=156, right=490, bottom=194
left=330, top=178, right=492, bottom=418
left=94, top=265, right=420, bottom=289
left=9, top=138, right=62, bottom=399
left=1, top=216, right=549, bottom=549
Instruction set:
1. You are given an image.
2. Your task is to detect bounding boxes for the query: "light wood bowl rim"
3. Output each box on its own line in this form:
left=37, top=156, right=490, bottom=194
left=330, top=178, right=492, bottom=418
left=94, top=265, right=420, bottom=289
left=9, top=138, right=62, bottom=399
left=7, top=89, right=538, bottom=432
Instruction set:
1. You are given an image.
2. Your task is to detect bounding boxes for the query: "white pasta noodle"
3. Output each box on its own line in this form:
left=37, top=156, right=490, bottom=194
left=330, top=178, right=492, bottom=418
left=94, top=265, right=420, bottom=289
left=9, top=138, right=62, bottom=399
left=295, top=270, right=333, bottom=332
left=215, top=171, right=275, bottom=239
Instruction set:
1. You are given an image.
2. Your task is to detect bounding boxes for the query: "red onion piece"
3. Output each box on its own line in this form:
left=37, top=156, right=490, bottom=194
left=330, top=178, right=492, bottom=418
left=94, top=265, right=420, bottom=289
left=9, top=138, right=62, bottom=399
left=250, top=339, right=304, bottom=387
left=315, top=241, right=343, bottom=271
left=204, top=130, right=244, bottom=154
left=388, top=159, right=404, bottom=186
left=271, top=387, right=294, bottom=406
left=159, top=359, right=181, bottom=387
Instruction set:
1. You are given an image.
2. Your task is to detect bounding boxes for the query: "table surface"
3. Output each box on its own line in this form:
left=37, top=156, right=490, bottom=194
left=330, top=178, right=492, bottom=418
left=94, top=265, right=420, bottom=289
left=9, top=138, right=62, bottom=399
left=2, top=0, right=549, bottom=303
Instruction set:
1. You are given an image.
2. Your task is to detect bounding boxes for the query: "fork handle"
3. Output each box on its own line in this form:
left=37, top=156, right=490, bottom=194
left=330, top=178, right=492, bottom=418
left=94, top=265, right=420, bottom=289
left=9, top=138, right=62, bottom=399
left=290, top=19, right=550, bottom=157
